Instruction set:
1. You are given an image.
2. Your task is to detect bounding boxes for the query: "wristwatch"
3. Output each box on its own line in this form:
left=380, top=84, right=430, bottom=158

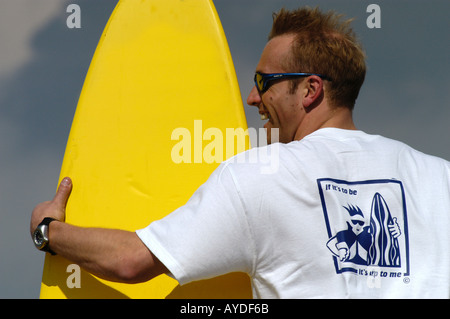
left=33, top=217, right=57, bottom=255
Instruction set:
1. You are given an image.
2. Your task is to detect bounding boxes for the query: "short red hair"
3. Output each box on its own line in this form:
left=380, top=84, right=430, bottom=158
left=269, top=7, right=366, bottom=110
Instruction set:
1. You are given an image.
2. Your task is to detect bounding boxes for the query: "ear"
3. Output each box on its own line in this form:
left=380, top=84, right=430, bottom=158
left=301, top=76, right=324, bottom=109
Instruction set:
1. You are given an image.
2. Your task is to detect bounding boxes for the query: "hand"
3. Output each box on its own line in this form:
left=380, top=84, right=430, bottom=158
left=388, top=217, right=401, bottom=238
left=338, top=247, right=349, bottom=262
left=30, top=177, right=72, bottom=236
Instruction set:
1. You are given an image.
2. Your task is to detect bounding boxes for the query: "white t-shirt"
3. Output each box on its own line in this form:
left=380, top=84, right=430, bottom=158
left=136, top=128, right=450, bottom=298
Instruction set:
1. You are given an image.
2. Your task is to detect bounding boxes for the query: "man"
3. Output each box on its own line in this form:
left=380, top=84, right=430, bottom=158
left=31, top=7, right=450, bottom=298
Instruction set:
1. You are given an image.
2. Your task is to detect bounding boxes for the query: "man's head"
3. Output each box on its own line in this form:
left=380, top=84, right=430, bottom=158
left=247, top=7, right=366, bottom=143
left=269, top=7, right=366, bottom=110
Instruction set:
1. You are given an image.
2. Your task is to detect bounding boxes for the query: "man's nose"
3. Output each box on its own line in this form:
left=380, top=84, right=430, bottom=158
left=246, top=85, right=261, bottom=108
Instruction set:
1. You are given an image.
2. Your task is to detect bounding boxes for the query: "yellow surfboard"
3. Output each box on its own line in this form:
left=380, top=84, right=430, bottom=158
left=40, top=0, right=252, bottom=299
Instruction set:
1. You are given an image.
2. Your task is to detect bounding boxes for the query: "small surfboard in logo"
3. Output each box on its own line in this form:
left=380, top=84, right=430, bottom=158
left=317, top=178, right=410, bottom=278
left=368, top=193, right=401, bottom=267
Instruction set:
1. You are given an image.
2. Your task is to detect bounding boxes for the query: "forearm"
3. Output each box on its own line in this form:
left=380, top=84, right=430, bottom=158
left=49, top=221, right=165, bottom=283
left=31, top=177, right=168, bottom=283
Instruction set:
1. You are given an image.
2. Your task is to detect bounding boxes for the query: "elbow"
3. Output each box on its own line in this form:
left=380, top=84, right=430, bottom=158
left=108, top=232, right=167, bottom=284
left=114, top=254, right=154, bottom=284
left=113, top=246, right=165, bottom=284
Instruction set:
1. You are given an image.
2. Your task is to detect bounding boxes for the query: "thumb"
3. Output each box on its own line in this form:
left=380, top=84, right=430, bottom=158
left=52, top=177, right=73, bottom=209
left=391, top=217, right=398, bottom=225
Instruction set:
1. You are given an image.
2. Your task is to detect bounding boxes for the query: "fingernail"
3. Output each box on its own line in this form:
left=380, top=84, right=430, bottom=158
left=61, top=177, right=71, bottom=186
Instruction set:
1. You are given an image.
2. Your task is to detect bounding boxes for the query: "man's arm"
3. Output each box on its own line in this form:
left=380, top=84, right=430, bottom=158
left=30, top=177, right=168, bottom=283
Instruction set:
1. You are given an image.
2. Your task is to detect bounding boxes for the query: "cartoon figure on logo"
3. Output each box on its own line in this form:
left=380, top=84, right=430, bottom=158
left=326, top=193, right=401, bottom=267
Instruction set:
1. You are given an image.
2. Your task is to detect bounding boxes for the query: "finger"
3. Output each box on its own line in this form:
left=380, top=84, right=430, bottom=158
left=52, top=177, right=73, bottom=208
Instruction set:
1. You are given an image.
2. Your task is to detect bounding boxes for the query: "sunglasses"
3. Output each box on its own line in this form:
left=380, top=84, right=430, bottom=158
left=351, top=219, right=365, bottom=226
left=254, top=72, right=332, bottom=93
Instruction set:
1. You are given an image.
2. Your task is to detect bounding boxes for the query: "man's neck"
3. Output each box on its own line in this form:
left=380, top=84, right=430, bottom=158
left=293, top=106, right=356, bottom=141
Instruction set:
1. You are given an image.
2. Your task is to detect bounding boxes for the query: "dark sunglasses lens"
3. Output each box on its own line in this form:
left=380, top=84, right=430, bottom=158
left=255, top=73, right=265, bottom=92
left=351, top=220, right=365, bottom=226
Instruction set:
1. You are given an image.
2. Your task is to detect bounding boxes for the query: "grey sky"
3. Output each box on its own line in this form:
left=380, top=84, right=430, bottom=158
left=0, top=0, right=448, bottom=298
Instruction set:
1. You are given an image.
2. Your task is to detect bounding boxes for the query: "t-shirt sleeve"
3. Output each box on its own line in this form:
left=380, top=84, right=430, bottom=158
left=135, top=162, right=255, bottom=285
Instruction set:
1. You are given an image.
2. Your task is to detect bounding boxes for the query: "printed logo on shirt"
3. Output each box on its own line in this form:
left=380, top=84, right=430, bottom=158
left=317, top=178, right=410, bottom=280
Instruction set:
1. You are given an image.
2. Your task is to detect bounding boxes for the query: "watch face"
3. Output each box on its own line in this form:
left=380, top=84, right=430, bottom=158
left=34, top=230, right=44, bottom=246
left=33, top=225, right=48, bottom=250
